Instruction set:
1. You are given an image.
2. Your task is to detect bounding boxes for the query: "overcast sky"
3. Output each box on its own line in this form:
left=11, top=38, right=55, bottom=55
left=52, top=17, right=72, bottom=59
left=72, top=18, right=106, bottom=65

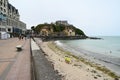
left=9, top=0, right=120, bottom=36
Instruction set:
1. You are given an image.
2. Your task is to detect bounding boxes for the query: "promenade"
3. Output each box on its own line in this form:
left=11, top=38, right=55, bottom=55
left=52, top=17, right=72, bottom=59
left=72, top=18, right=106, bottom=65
left=0, top=38, right=62, bottom=80
left=0, top=38, right=31, bottom=80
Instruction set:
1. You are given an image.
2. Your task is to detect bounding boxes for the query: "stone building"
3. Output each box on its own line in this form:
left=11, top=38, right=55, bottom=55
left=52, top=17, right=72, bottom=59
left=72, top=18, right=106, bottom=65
left=56, top=20, right=69, bottom=26
left=0, top=0, right=26, bottom=38
left=64, top=26, right=75, bottom=36
left=40, top=26, right=53, bottom=36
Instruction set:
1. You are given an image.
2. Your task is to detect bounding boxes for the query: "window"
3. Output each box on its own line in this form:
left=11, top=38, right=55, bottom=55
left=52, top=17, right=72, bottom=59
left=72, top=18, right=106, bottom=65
left=0, top=7, right=3, bottom=11
left=4, top=9, right=6, bottom=12
left=0, top=2, right=2, bottom=5
left=4, top=3, right=6, bottom=7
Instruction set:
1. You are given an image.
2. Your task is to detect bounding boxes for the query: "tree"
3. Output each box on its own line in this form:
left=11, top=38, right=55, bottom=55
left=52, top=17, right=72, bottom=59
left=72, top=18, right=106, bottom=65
left=75, top=28, right=85, bottom=35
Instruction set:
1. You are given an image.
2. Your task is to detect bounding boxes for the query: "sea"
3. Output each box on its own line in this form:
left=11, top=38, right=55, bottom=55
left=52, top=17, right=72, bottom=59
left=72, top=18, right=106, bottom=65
left=54, top=36, right=120, bottom=75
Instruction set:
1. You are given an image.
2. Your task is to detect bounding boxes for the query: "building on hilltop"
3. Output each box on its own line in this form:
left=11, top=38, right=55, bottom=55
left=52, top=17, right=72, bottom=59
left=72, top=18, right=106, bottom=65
left=55, top=20, right=75, bottom=36
left=0, top=0, right=26, bottom=38
left=55, top=20, right=69, bottom=26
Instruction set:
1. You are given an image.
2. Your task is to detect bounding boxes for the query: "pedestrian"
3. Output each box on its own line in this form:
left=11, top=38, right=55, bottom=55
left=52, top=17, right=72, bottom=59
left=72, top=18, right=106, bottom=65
left=18, top=34, right=21, bottom=40
left=25, top=35, right=27, bottom=40
left=21, top=35, right=24, bottom=39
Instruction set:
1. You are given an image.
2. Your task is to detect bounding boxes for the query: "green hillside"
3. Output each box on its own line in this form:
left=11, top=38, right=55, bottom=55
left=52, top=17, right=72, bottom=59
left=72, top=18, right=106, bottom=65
left=32, top=23, right=86, bottom=36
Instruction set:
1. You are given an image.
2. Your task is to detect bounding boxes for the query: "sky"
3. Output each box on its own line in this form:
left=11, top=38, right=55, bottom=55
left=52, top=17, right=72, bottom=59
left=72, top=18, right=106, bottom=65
left=9, top=0, right=120, bottom=36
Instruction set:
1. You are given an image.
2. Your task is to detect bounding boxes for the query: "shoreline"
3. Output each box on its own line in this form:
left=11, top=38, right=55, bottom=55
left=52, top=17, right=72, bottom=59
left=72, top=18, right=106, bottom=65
left=54, top=40, right=120, bottom=76
left=49, top=42, right=120, bottom=78
left=34, top=38, right=119, bottom=80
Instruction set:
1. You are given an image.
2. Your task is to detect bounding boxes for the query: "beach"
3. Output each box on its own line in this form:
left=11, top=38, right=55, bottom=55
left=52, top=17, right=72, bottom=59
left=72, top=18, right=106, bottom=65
left=56, top=36, right=120, bottom=76
left=34, top=38, right=119, bottom=80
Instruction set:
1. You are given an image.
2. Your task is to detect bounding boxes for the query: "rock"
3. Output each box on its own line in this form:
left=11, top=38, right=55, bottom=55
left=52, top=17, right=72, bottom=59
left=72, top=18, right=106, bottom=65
left=94, top=76, right=97, bottom=79
left=114, top=78, right=119, bottom=80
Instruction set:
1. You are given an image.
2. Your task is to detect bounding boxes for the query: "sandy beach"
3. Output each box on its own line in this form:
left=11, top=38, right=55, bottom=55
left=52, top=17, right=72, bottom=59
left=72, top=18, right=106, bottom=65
left=35, top=38, right=119, bottom=80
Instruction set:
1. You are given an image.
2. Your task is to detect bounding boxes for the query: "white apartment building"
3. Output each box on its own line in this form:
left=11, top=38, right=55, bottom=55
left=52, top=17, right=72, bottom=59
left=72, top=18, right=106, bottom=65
left=0, top=0, right=26, bottom=37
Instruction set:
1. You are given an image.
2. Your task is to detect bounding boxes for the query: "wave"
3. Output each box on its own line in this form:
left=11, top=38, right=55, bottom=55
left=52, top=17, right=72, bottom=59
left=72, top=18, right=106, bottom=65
left=54, top=40, right=63, bottom=46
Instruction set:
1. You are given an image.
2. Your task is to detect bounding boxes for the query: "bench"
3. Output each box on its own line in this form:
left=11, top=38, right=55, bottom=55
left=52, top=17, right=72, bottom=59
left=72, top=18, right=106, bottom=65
left=16, top=45, right=22, bottom=51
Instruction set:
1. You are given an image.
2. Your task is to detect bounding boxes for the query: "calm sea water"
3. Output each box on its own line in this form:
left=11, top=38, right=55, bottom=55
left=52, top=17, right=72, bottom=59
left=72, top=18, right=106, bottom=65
left=55, top=36, right=120, bottom=75
left=59, top=36, right=120, bottom=57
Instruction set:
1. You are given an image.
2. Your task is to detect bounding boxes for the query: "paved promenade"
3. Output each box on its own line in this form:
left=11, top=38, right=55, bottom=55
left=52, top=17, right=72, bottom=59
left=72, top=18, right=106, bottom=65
left=0, top=38, right=62, bottom=80
left=0, top=38, right=31, bottom=80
